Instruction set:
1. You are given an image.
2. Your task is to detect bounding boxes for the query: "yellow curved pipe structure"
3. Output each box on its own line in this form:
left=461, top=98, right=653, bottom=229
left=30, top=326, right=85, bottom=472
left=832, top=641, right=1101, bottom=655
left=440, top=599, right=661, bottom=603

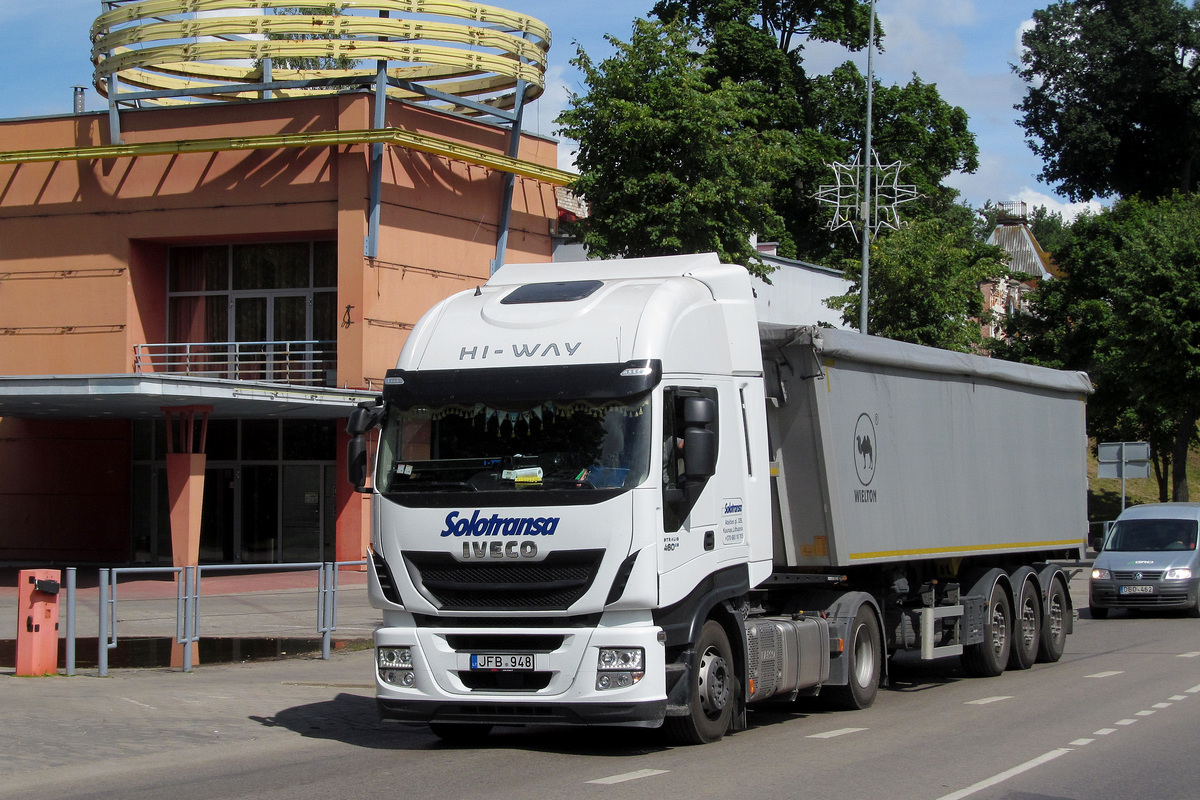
left=0, top=127, right=576, bottom=187
left=91, top=0, right=551, bottom=114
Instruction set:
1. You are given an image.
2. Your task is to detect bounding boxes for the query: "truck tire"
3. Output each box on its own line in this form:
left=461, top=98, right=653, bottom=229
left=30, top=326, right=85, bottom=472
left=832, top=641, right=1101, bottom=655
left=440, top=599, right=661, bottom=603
left=962, top=583, right=1011, bottom=677
left=826, top=605, right=882, bottom=710
left=1008, top=578, right=1041, bottom=670
left=1038, top=577, right=1070, bottom=662
left=429, top=722, right=493, bottom=744
left=666, top=620, right=735, bottom=745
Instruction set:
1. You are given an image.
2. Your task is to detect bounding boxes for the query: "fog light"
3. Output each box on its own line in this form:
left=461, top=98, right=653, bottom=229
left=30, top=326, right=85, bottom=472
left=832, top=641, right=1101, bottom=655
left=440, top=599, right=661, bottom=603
left=596, top=647, right=645, bottom=691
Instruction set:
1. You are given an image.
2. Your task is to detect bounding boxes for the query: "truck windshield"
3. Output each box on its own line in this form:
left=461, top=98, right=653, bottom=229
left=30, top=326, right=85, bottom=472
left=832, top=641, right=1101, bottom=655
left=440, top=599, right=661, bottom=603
left=1105, top=519, right=1199, bottom=551
left=375, top=395, right=653, bottom=502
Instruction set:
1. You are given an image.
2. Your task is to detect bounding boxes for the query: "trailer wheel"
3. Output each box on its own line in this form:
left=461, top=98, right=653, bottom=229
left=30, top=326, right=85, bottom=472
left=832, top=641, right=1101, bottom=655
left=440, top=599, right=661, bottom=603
left=962, top=583, right=1011, bottom=677
left=1008, top=579, right=1041, bottom=670
left=666, top=620, right=735, bottom=745
left=1038, top=578, right=1069, bottom=661
left=826, top=605, right=882, bottom=710
left=429, top=722, right=493, bottom=744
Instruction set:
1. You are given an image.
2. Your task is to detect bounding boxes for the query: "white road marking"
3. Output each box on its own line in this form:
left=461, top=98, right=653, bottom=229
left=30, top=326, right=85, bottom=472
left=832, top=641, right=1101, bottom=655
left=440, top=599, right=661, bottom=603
left=1116, top=719, right=1138, bottom=726
left=1170, top=695, right=1189, bottom=701
left=1093, top=728, right=1117, bottom=735
left=1178, top=652, right=1200, bottom=658
left=1135, top=710, right=1156, bottom=717
left=806, top=727, right=868, bottom=739
left=1070, top=738, right=1095, bottom=746
left=934, top=749, right=1073, bottom=800
left=1085, top=671, right=1124, bottom=679
left=587, top=769, right=669, bottom=785
left=965, top=696, right=1013, bottom=705
left=1153, top=702, right=1173, bottom=709
left=1187, top=684, right=1200, bottom=693
left=121, top=697, right=155, bottom=709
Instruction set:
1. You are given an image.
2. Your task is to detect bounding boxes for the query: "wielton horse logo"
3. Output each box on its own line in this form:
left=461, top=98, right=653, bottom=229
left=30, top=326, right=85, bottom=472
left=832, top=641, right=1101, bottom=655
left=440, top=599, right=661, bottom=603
left=853, top=413, right=877, bottom=486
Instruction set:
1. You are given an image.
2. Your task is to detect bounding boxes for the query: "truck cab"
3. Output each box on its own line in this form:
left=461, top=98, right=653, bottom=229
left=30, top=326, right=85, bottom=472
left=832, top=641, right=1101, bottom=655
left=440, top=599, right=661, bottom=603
left=356, top=254, right=772, bottom=740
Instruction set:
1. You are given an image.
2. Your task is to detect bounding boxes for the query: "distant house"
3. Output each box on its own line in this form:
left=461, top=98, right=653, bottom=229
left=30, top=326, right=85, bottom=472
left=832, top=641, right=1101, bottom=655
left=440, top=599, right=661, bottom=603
left=982, top=202, right=1059, bottom=340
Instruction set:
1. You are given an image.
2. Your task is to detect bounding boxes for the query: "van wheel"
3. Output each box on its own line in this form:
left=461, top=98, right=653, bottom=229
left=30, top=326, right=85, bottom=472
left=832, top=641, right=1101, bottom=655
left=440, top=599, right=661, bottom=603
left=962, top=583, right=1011, bottom=677
left=1038, top=577, right=1069, bottom=662
left=1008, top=579, right=1041, bottom=670
left=826, top=605, right=882, bottom=710
left=666, top=621, right=735, bottom=745
left=1089, top=605, right=1109, bottom=620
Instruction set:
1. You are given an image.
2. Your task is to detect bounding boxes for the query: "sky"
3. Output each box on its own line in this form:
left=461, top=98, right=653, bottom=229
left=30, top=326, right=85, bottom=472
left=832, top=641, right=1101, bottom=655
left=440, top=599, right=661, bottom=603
left=1, top=0, right=1101, bottom=220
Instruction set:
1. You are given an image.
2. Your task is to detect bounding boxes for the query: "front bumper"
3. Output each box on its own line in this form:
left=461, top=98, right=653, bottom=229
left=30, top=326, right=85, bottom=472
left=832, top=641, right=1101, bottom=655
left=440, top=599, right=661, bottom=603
left=1089, top=578, right=1199, bottom=610
left=374, top=619, right=668, bottom=728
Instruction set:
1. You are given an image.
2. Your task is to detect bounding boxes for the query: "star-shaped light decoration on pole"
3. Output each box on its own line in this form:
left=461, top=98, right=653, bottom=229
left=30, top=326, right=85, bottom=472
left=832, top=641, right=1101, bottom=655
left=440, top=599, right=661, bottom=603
left=815, top=149, right=919, bottom=330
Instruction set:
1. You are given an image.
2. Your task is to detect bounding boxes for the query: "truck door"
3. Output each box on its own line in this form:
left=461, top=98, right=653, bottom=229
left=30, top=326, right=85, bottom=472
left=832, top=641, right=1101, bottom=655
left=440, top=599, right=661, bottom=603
left=659, top=386, right=719, bottom=575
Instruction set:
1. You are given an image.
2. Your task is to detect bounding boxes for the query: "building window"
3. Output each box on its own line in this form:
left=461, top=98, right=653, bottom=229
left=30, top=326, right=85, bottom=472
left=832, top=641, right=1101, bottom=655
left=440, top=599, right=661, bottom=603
left=161, top=242, right=337, bottom=386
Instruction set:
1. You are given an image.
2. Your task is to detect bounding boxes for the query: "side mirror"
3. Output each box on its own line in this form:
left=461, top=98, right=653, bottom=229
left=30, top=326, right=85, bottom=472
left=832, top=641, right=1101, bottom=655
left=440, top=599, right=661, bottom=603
left=346, top=400, right=383, bottom=492
left=348, top=435, right=369, bottom=492
left=683, top=396, right=716, bottom=426
left=683, top=427, right=717, bottom=480
left=347, top=400, right=384, bottom=437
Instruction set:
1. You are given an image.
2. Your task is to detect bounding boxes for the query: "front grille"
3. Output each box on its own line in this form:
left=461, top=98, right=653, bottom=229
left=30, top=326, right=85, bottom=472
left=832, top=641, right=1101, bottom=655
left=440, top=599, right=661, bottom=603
left=1113, top=570, right=1165, bottom=581
left=406, top=549, right=604, bottom=610
left=458, top=671, right=554, bottom=691
left=445, top=634, right=565, bottom=652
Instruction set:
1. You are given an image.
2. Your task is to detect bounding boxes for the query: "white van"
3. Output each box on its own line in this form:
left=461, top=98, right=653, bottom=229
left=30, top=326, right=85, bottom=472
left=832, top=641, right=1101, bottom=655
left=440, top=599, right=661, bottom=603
left=1089, top=503, right=1200, bottom=618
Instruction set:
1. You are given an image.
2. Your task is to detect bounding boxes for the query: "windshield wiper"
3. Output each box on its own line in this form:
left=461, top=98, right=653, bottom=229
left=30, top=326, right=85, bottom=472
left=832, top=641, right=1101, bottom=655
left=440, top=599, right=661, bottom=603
left=390, top=480, right=477, bottom=492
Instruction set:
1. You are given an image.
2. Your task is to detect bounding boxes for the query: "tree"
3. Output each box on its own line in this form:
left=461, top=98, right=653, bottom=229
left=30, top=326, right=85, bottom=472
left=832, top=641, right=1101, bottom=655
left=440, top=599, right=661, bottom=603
left=561, top=5, right=979, bottom=266
left=556, top=19, right=792, bottom=270
left=827, top=206, right=1007, bottom=352
left=996, top=194, right=1200, bottom=501
left=1015, top=0, right=1200, bottom=202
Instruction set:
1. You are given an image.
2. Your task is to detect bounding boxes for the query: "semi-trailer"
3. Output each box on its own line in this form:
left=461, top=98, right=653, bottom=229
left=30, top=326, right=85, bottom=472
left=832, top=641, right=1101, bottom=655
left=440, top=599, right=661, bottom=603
left=347, top=252, right=1091, bottom=743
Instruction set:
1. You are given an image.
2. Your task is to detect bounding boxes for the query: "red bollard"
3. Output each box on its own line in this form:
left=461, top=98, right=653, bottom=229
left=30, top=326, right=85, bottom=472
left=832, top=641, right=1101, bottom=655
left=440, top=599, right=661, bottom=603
left=15, top=569, right=61, bottom=677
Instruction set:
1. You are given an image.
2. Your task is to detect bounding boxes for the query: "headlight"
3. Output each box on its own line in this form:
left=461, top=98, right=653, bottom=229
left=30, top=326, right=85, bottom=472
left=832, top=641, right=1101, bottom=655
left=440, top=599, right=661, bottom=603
left=596, top=647, right=645, bottom=691
left=378, top=646, right=416, bottom=687
left=1091, top=568, right=1111, bottom=580
left=1166, top=568, right=1193, bottom=580
left=377, top=646, right=412, bottom=668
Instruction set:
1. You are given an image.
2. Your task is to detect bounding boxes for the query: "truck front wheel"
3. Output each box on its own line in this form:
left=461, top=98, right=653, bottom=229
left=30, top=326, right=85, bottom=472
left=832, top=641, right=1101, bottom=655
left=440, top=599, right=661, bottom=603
left=826, top=605, right=882, bottom=710
left=666, top=620, right=735, bottom=745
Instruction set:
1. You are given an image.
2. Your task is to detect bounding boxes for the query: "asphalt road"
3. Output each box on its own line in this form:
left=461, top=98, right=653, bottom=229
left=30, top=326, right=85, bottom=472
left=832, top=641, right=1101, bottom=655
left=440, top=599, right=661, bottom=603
left=4, top=569, right=1200, bottom=800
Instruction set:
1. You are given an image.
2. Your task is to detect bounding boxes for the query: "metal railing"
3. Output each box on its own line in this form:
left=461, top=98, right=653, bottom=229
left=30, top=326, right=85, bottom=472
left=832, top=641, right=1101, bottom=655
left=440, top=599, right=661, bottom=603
left=133, top=340, right=336, bottom=386
left=61, top=561, right=367, bottom=676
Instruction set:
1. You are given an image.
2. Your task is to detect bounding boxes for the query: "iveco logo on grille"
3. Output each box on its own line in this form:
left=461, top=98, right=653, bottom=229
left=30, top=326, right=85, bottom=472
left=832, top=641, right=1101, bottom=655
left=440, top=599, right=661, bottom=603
left=440, top=510, right=560, bottom=537
left=461, top=541, right=540, bottom=559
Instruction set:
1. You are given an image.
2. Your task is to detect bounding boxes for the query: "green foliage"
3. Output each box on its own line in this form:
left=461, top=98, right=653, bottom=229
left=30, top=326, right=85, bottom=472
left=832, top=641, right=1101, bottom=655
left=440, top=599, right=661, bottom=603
left=827, top=206, right=1007, bottom=351
left=556, top=19, right=792, bottom=271
left=1015, top=0, right=1200, bottom=201
left=1027, top=205, right=1073, bottom=257
left=995, top=194, right=1200, bottom=500
left=559, top=4, right=979, bottom=269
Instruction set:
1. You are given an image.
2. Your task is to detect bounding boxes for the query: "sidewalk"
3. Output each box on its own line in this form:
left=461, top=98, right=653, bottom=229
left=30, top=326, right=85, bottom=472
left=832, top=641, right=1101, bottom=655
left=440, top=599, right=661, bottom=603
left=0, top=566, right=378, bottom=667
left=0, top=567, right=393, bottom=788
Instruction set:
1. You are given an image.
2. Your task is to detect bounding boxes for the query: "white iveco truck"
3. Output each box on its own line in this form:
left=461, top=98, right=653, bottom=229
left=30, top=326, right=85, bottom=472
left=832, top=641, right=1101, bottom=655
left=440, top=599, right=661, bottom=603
left=346, top=253, right=1091, bottom=744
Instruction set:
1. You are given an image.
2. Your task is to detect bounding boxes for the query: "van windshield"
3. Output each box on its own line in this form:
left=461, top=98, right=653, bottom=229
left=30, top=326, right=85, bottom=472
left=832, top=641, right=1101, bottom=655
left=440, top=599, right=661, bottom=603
left=375, top=395, right=653, bottom=502
left=1105, top=518, right=1199, bottom=552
